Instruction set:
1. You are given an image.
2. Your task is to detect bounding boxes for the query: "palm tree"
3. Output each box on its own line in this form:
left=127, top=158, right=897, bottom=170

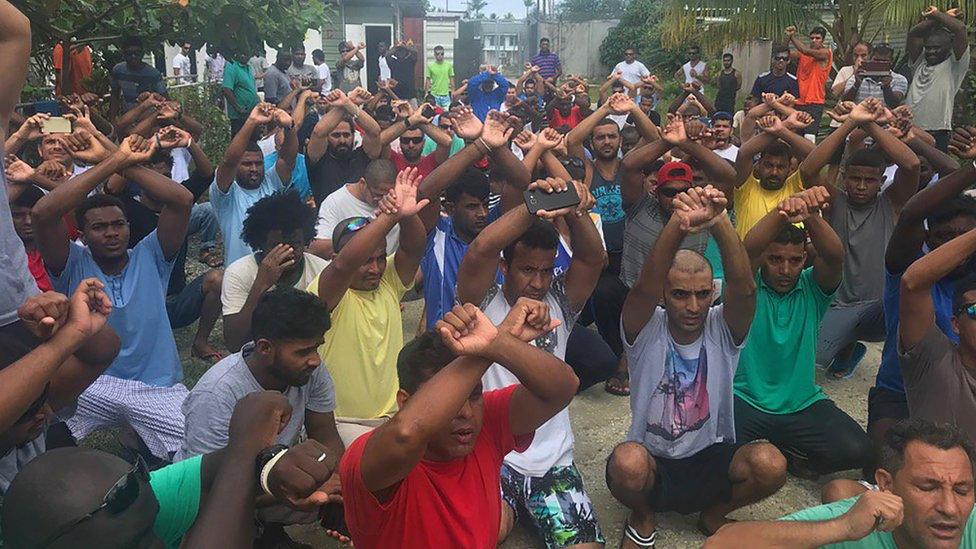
left=659, top=0, right=975, bottom=66
left=467, top=0, right=488, bottom=18
left=524, top=0, right=535, bottom=18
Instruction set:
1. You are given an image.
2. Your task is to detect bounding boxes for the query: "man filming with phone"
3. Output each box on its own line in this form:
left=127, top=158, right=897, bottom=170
left=842, top=45, right=907, bottom=107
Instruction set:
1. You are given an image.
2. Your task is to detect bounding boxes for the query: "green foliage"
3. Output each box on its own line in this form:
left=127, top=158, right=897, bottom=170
left=599, top=0, right=683, bottom=72
left=556, top=0, right=627, bottom=22
left=170, top=83, right=231, bottom=165
left=467, top=0, right=488, bottom=17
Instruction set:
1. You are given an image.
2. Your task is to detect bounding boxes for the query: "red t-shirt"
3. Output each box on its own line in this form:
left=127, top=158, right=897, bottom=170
left=548, top=106, right=584, bottom=130
left=26, top=248, right=52, bottom=292
left=340, top=385, right=532, bottom=549
left=390, top=150, right=440, bottom=179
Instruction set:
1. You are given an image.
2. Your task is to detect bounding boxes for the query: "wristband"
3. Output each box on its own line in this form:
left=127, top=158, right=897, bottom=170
left=477, top=137, right=492, bottom=153
left=474, top=138, right=489, bottom=154
left=256, top=444, right=289, bottom=496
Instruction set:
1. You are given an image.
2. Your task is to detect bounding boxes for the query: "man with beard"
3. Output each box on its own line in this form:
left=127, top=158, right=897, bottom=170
left=221, top=190, right=328, bottom=352
left=180, top=287, right=344, bottom=547
left=377, top=101, right=452, bottom=177
left=905, top=6, right=970, bottom=151
left=735, top=187, right=873, bottom=479
left=305, top=88, right=383, bottom=205
left=732, top=112, right=816, bottom=238
left=608, top=186, right=786, bottom=546
left=797, top=99, right=921, bottom=379
left=706, top=419, right=976, bottom=549
left=32, top=132, right=195, bottom=464
left=211, top=102, right=298, bottom=264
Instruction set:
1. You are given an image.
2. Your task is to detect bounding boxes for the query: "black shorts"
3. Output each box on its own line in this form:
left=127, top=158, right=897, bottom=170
left=867, top=386, right=909, bottom=428
left=650, top=441, right=741, bottom=514
left=165, top=273, right=205, bottom=330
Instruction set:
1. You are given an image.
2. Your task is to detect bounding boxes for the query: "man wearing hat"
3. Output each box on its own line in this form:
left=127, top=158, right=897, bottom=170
left=308, top=167, right=428, bottom=446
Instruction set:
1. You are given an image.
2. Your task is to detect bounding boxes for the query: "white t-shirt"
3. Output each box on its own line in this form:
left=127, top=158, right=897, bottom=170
left=906, top=47, right=971, bottom=131
left=314, top=185, right=399, bottom=254
left=221, top=252, right=329, bottom=316
left=172, top=53, right=192, bottom=83
left=613, top=60, right=650, bottom=85
left=480, top=278, right=578, bottom=477
left=714, top=144, right=738, bottom=162
left=316, top=63, right=333, bottom=92
left=378, top=55, right=391, bottom=81
left=170, top=147, right=191, bottom=183
left=682, top=60, right=707, bottom=87
left=829, top=65, right=856, bottom=128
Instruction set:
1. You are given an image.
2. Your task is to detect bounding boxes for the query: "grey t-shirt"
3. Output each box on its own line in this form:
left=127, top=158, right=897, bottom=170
left=901, top=324, right=976, bottom=442
left=624, top=305, right=745, bottom=459
left=287, top=63, right=319, bottom=84
left=621, top=193, right=709, bottom=288
left=0, top=155, right=40, bottom=326
left=827, top=190, right=895, bottom=305
left=178, top=342, right=336, bottom=460
left=263, top=65, right=292, bottom=103
left=906, top=47, right=971, bottom=131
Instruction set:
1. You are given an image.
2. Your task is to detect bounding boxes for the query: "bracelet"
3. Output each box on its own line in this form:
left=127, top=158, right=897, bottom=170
left=477, top=137, right=491, bottom=153
left=259, top=447, right=289, bottom=496
left=186, top=136, right=193, bottom=149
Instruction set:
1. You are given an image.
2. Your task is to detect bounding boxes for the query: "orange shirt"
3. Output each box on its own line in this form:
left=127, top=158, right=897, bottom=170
left=53, top=43, right=93, bottom=95
left=795, top=50, right=832, bottom=105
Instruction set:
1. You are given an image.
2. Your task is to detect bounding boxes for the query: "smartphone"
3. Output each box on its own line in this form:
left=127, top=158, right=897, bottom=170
left=523, top=184, right=580, bottom=214
left=421, top=104, right=436, bottom=119
left=860, top=60, right=891, bottom=78
left=41, top=116, right=72, bottom=134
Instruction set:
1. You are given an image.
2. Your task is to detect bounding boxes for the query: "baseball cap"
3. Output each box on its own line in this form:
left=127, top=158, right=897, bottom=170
left=712, top=111, right=733, bottom=121
left=656, top=161, right=693, bottom=185
left=332, top=216, right=370, bottom=253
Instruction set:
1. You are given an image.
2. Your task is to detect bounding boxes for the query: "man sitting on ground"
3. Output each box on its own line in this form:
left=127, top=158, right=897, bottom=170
left=32, top=132, right=195, bottom=464
left=340, top=300, right=580, bottom=548
left=608, top=186, right=787, bottom=547
left=181, top=287, right=344, bottom=546
left=735, top=188, right=873, bottom=479
left=221, top=190, right=328, bottom=352
left=705, top=419, right=976, bottom=549
left=310, top=168, right=427, bottom=445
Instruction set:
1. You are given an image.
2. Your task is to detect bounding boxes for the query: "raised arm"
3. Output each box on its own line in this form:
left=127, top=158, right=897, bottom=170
left=907, top=134, right=958, bottom=178
left=863, top=120, right=920, bottom=213
left=214, top=103, right=275, bottom=192
left=907, top=15, right=938, bottom=63
left=900, top=227, right=976, bottom=349
left=621, top=139, right=670, bottom=208
left=562, top=182, right=606, bottom=310
left=703, top=192, right=756, bottom=343
left=798, top=101, right=876, bottom=186
left=805, top=199, right=844, bottom=292
left=786, top=26, right=831, bottom=61
left=927, top=8, right=970, bottom=58
left=315, top=210, right=398, bottom=311
left=272, top=108, right=298, bottom=184
left=0, top=0, right=30, bottom=133
left=566, top=99, right=613, bottom=160
left=386, top=169, right=430, bottom=286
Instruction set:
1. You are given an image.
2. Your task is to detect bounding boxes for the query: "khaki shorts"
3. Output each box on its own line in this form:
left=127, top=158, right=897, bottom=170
left=336, top=416, right=389, bottom=447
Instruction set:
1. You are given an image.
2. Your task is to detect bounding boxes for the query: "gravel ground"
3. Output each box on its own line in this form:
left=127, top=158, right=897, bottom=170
left=95, top=244, right=878, bottom=548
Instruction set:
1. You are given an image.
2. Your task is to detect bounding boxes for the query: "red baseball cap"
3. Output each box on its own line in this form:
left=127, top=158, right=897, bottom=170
left=656, top=161, right=693, bottom=186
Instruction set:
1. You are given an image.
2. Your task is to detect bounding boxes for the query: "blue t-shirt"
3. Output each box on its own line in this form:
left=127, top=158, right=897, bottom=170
left=49, top=231, right=181, bottom=386
left=110, top=62, right=167, bottom=112
left=468, top=71, right=510, bottom=121
left=422, top=216, right=472, bottom=330
left=209, top=167, right=288, bottom=265
left=876, top=266, right=957, bottom=393
left=750, top=71, right=800, bottom=98
left=264, top=151, right=311, bottom=200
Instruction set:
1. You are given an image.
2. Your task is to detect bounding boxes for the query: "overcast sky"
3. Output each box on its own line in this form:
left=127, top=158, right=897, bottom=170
left=438, top=0, right=536, bottom=19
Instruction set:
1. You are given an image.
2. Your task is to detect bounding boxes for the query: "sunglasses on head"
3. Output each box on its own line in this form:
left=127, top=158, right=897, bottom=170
left=400, top=136, right=425, bottom=144
left=39, top=455, right=150, bottom=547
left=957, top=303, right=976, bottom=320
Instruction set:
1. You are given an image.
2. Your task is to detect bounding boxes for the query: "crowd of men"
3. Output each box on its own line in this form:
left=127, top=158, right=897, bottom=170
left=4, top=2, right=976, bottom=547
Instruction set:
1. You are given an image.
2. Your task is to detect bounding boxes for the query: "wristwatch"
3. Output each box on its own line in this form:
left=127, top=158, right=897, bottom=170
left=255, top=444, right=289, bottom=494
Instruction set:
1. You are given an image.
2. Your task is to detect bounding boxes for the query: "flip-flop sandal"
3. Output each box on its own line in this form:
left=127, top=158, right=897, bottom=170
left=623, top=523, right=656, bottom=548
left=198, top=248, right=223, bottom=268
left=192, top=350, right=226, bottom=364
left=605, top=372, right=630, bottom=396
left=826, top=341, right=867, bottom=379
left=696, top=516, right=736, bottom=537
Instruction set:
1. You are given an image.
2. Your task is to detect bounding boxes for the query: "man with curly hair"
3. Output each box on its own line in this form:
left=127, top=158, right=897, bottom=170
left=221, top=189, right=328, bottom=352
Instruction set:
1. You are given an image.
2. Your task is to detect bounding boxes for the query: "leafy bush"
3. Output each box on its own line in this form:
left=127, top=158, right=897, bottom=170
left=599, top=0, right=684, bottom=73
left=170, top=83, right=231, bottom=163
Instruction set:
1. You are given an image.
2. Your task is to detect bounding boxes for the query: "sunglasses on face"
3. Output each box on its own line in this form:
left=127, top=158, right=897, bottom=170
left=774, top=55, right=790, bottom=61
left=657, top=186, right=689, bottom=197
left=400, top=136, right=425, bottom=144
left=39, top=455, right=150, bottom=547
left=958, top=303, right=976, bottom=320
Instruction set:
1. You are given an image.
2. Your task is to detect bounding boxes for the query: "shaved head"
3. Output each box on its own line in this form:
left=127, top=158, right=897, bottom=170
left=670, top=249, right=713, bottom=278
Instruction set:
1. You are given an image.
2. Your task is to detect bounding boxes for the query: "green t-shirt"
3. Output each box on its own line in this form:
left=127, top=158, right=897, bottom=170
left=222, top=60, right=259, bottom=120
left=781, top=496, right=976, bottom=548
left=734, top=267, right=835, bottom=414
left=151, top=455, right=202, bottom=549
left=425, top=60, right=454, bottom=96
left=422, top=134, right=466, bottom=157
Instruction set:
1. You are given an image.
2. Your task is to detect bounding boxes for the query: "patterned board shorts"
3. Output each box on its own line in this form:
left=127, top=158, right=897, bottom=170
left=501, top=462, right=605, bottom=549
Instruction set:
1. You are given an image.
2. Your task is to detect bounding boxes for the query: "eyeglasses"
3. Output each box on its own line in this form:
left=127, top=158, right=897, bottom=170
left=774, top=55, right=790, bottom=61
left=957, top=303, right=976, bottom=320
left=38, top=455, right=150, bottom=547
left=400, top=136, right=425, bottom=144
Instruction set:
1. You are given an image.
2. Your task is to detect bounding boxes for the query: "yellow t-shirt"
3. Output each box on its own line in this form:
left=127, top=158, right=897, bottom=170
left=734, top=171, right=805, bottom=239
left=307, top=256, right=408, bottom=420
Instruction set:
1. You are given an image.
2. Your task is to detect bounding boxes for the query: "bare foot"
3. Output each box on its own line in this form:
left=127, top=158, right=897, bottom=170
left=191, top=341, right=225, bottom=363
left=698, top=511, right=736, bottom=536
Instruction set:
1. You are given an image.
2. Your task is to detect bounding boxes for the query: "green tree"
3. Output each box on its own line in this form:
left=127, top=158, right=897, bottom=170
left=524, top=0, right=535, bottom=18
left=658, top=0, right=975, bottom=66
left=20, top=0, right=330, bottom=95
left=467, top=0, right=488, bottom=18
left=600, top=0, right=683, bottom=71
left=557, top=0, right=627, bottom=22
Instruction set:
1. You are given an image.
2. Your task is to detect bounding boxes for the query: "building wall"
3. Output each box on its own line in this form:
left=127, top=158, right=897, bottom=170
left=727, top=40, right=773, bottom=103
left=535, top=19, right=619, bottom=79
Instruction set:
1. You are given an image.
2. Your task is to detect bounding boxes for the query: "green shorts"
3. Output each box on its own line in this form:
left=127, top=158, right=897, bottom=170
left=501, top=462, right=605, bottom=549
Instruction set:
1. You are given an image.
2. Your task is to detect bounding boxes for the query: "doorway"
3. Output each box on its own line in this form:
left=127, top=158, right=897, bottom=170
left=365, top=25, right=393, bottom=93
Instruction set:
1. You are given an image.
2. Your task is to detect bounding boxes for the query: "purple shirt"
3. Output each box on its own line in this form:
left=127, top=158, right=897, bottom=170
left=531, top=52, right=561, bottom=79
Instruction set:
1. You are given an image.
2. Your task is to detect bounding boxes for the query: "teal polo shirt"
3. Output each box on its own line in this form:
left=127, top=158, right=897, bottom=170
left=222, top=60, right=259, bottom=120
left=734, top=267, right=835, bottom=414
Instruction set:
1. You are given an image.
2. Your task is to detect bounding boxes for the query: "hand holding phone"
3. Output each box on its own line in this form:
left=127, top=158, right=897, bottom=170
left=524, top=177, right=580, bottom=217
left=40, top=116, right=72, bottom=134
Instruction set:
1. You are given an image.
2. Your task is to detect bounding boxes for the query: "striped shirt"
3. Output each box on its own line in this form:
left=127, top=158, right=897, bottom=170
left=530, top=52, right=561, bottom=79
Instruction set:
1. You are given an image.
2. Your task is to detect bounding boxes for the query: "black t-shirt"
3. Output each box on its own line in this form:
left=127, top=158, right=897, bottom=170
left=306, top=147, right=370, bottom=205
left=123, top=168, right=212, bottom=295
left=387, top=49, right=418, bottom=99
